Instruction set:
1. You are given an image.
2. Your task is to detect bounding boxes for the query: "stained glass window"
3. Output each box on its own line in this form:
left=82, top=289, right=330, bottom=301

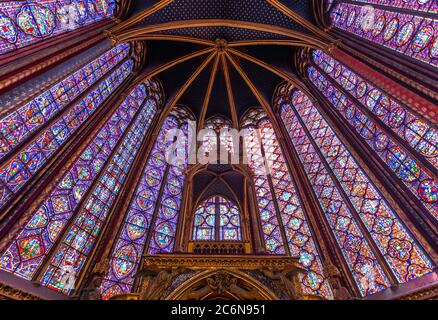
left=309, top=50, right=438, bottom=220
left=329, top=2, right=438, bottom=66
left=0, top=44, right=131, bottom=211
left=200, top=116, right=234, bottom=164
left=204, top=116, right=234, bottom=154
left=0, top=0, right=117, bottom=56
left=241, top=109, right=333, bottom=299
left=278, top=86, right=433, bottom=295
left=0, top=80, right=160, bottom=287
left=351, top=0, right=438, bottom=13
left=192, top=195, right=241, bottom=241
left=99, top=107, right=194, bottom=300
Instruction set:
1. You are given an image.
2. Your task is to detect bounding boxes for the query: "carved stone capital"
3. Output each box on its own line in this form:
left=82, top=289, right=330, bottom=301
left=104, top=30, right=119, bottom=46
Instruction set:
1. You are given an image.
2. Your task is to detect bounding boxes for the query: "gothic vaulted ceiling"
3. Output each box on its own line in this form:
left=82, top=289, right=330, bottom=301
left=109, top=0, right=333, bottom=126
left=104, top=0, right=334, bottom=207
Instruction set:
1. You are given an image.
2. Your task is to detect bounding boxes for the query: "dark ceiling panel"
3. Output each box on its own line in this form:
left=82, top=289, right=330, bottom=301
left=207, top=164, right=233, bottom=173
left=178, top=58, right=214, bottom=120
left=232, top=45, right=296, bottom=72
left=236, top=55, right=284, bottom=106
left=222, top=172, right=244, bottom=202
left=199, top=179, right=237, bottom=204
left=205, top=65, right=232, bottom=121
left=144, top=41, right=208, bottom=70
left=130, top=0, right=162, bottom=15
left=225, top=61, right=260, bottom=122
left=155, top=54, right=210, bottom=109
left=193, top=172, right=216, bottom=202
left=155, top=27, right=290, bottom=42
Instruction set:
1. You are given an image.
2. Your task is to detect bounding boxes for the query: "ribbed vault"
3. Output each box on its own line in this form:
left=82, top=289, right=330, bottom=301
left=106, top=0, right=336, bottom=130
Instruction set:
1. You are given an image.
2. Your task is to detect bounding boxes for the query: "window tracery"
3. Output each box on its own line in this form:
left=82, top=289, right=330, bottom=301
left=0, top=43, right=131, bottom=211
left=277, top=86, right=434, bottom=296
left=99, top=107, right=194, bottom=300
left=242, top=108, right=333, bottom=299
left=192, top=195, right=242, bottom=241
left=309, top=49, right=437, bottom=220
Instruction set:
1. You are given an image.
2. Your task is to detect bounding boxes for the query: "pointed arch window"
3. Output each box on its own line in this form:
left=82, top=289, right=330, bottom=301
left=348, top=0, right=438, bottom=13
left=0, top=0, right=118, bottom=56
left=0, top=43, right=132, bottom=211
left=329, top=1, right=438, bottom=66
left=99, top=107, right=194, bottom=300
left=201, top=116, right=234, bottom=159
left=308, top=50, right=438, bottom=220
left=192, top=195, right=241, bottom=241
left=277, top=86, right=434, bottom=296
left=241, top=108, right=333, bottom=299
left=0, top=80, right=161, bottom=290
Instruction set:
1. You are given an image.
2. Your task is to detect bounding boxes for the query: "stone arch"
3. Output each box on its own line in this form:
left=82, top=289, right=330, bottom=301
left=165, top=269, right=277, bottom=300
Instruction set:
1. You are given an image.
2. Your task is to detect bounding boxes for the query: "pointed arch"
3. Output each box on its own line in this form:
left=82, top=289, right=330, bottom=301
left=166, top=269, right=277, bottom=300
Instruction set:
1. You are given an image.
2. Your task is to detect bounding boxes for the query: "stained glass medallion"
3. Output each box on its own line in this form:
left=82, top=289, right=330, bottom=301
left=329, top=2, right=438, bottom=66
left=0, top=79, right=161, bottom=292
left=99, top=106, right=193, bottom=300
left=309, top=50, right=438, bottom=220
left=0, top=1, right=117, bottom=55
left=0, top=44, right=131, bottom=211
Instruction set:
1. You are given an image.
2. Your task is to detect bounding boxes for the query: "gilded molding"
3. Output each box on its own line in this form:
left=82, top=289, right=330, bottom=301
left=267, top=0, right=335, bottom=42
left=167, top=269, right=278, bottom=300
left=141, top=254, right=305, bottom=272
left=399, top=285, right=438, bottom=300
left=187, top=241, right=251, bottom=255
left=0, top=283, right=40, bottom=300
left=110, top=0, right=174, bottom=33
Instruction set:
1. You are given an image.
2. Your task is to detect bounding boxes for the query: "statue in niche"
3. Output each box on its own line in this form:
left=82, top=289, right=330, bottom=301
left=324, top=261, right=352, bottom=300
left=139, top=266, right=186, bottom=300
left=76, top=258, right=109, bottom=300
left=261, top=267, right=302, bottom=300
